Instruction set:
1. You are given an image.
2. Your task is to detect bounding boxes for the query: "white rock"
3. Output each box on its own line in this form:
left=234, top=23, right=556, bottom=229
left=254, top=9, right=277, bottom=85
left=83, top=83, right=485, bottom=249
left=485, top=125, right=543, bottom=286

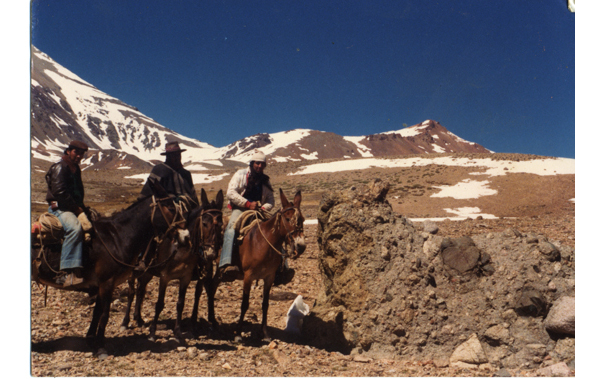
left=449, top=333, right=488, bottom=365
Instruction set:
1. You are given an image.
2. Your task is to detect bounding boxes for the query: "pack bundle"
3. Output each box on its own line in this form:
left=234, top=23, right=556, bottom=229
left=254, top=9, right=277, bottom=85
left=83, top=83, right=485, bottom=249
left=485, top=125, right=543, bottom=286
left=31, top=213, right=64, bottom=244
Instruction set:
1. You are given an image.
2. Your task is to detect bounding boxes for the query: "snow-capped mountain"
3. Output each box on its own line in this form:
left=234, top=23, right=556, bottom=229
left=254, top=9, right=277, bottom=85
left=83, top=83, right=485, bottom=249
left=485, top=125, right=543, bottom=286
left=31, top=45, right=219, bottom=169
left=31, top=46, right=490, bottom=170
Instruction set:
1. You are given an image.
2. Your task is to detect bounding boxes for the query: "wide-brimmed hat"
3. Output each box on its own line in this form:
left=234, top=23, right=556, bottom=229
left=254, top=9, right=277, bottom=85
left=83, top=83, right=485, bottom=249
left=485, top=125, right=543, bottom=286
left=249, top=149, right=267, bottom=163
left=67, top=140, right=89, bottom=152
left=161, top=141, right=187, bottom=155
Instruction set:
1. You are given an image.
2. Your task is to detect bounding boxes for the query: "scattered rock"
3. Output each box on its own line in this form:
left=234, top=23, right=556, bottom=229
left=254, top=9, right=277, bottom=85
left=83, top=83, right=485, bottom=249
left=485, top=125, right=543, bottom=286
left=545, top=296, right=575, bottom=336
left=537, top=361, right=572, bottom=377
left=440, top=236, right=481, bottom=274
left=515, top=288, right=548, bottom=317
left=483, top=324, right=511, bottom=346
left=422, top=220, right=439, bottom=234
left=449, top=334, right=488, bottom=365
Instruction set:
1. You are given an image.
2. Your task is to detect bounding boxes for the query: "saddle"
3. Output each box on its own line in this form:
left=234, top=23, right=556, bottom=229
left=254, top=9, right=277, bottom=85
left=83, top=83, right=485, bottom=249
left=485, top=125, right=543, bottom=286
left=233, top=209, right=269, bottom=242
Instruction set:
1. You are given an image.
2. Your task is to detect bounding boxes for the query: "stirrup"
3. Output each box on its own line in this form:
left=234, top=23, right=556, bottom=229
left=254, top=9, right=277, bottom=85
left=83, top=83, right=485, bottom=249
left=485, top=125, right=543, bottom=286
left=62, top=272, right=85, bottom=288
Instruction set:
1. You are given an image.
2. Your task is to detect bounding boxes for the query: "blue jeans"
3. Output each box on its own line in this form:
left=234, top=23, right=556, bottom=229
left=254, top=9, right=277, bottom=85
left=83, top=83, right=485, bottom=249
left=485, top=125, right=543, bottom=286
left=49, top=207, right=84, bottom=270
left=219, top=209, right=243, bottom=268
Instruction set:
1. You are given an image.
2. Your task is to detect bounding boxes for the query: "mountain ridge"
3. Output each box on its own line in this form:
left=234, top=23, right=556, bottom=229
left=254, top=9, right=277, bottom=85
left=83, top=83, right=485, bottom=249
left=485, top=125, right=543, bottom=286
left=31, top=45, right=491, bottom=171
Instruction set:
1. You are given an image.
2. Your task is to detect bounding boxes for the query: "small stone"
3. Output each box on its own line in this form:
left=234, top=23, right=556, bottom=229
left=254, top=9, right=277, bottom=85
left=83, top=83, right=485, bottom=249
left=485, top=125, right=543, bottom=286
left=537, top=362, right=572, bottom=377
left=381, top=246, right=390, bottom=260
left=422, top=220, right=439, bottom=234
left=187, top=347, right=197, bottom=358
left=222, top=363, right=231, bottom=369
left=450, top=333, right=488, bottom=365
left=268, top=340, right=278, bottom=349
left=493, top=368, right=512, bottom=377
left=353, top=355, right=373, bottom=363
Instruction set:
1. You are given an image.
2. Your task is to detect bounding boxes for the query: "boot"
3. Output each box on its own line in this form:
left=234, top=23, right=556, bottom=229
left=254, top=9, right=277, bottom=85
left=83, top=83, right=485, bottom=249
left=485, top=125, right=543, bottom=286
left=61, top=268, right=85, bottom=288
left=220, top=265, right=242, bottom=282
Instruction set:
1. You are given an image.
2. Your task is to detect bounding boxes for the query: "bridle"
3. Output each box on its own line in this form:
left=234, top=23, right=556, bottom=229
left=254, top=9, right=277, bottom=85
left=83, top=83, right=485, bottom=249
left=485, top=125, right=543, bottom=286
left=194, top=208, right=223, bottom=259
left=150, top=195, right=189, bottom=244
left=276, top=206, right=304, bottom=239
left=258, top=206, right=304, bottom=259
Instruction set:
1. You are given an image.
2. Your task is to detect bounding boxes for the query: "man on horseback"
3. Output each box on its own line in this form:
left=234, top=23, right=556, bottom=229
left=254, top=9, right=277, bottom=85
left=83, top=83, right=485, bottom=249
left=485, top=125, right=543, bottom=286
left=139, top=141, right=199, bottom=208
left=136, top=141, right=199, bottom=271
left=45, top=140, right=92, bottom=288
left=218, top=150, right=276, bottom=281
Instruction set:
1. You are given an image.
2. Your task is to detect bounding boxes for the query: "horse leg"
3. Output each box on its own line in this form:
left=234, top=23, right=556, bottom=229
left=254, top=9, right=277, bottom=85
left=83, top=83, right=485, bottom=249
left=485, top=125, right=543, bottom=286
left=237, top=277, right=252, bottom=337
left=148, top=277, right=167, bottom=342
left=120, top=277, right=136, bottom=331
left=132, top=273, right=152, bottom=327
left=86, top=292, right=103, bottom=341
left=206, top=268, right=221, bottom=326
left=260, top=278, right=275, bottom=341
left=173, top=277, right=191, bottom=344
left=191, top=277, right=203, bottom=327
left=94, top=282, right=115, bottom=360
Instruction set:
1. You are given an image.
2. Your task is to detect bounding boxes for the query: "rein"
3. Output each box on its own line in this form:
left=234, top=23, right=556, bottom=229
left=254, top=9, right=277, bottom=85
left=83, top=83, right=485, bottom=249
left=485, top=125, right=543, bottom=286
left=257, top=206, right=302, bottom=257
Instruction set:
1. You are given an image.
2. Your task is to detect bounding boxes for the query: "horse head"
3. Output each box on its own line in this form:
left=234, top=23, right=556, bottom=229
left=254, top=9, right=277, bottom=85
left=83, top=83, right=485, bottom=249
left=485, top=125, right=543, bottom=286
left=278, top=188, right=306, bottom=259
left=146, top=178, right=189, bottom=235
left=192, top=189, right=224, bottom=261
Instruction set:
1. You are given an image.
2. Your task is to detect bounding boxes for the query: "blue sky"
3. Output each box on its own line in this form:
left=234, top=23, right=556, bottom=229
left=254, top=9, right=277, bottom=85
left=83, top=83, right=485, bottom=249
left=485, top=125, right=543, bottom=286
left=30, top=0, right=575, bottom=157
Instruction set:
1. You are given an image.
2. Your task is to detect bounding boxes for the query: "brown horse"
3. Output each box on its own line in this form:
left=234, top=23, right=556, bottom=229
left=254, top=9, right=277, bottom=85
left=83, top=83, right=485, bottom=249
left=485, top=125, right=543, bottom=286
left=120, top=189, right=224, bottom=344
left=208, top=189, right=306, bottom=340
left=31, top=180, right=187, bottom=359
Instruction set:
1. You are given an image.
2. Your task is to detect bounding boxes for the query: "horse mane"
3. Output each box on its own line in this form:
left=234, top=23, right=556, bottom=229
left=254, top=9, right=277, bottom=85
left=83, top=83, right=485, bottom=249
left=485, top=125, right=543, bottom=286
left=95, top=195, right=153, bottom=223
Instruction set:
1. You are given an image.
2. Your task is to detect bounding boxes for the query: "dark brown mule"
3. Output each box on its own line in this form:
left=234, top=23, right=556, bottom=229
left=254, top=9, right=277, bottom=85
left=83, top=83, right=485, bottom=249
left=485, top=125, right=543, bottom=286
left=31, top=180, right=187, bottom=360
left=208, top=189, right=306, bottom=340
left=120, top=189, right=224, bottom=344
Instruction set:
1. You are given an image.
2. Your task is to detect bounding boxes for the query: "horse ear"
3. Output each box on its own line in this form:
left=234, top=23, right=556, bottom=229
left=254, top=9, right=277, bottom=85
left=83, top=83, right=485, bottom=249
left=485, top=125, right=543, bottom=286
left=200, top=188, right=209, bottom=208
left=215, top=189, right=224, bottom=209
left=293, top=190, right=302, bottom=208
left=279, top=188, right=290, bottom=208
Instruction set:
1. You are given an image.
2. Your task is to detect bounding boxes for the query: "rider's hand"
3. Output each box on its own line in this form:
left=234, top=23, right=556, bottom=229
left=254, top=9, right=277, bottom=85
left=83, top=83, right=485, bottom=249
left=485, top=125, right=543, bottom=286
left=247, top=201, right=258, bottom=210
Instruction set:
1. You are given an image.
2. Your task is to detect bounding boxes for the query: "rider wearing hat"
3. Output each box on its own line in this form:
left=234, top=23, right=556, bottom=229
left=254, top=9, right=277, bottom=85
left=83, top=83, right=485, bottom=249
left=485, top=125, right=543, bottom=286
left=219, top=149, right=275, bottom=280
left=45, top=140, right=92, bottom=288
left=135, top=141, right=199, bottom=271
left=139, top=141, right=199, bottom=207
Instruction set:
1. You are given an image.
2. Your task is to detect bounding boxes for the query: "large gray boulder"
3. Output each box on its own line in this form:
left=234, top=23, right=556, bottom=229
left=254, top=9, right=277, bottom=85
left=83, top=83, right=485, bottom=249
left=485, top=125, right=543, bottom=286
left=302, top=180, right=575, bottom=370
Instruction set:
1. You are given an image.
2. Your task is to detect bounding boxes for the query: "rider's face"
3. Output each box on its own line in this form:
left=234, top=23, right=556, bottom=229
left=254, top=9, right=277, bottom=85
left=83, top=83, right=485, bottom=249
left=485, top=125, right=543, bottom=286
left=252, top=161, right=266, bottom=174
left=68, top=148, right=86, bottom=164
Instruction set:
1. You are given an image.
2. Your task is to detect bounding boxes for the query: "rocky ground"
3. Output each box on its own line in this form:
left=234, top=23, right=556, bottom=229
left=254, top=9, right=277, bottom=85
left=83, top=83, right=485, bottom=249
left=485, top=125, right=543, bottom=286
left=29, top=153, right=576, bottom=377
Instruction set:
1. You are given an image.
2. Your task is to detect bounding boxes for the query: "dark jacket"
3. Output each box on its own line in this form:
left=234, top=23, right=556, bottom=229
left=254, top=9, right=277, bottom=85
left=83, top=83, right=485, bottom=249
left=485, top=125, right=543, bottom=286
left=45, top=156, right=85, bottom=213
left=139, top=162, right=199, bottom=207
